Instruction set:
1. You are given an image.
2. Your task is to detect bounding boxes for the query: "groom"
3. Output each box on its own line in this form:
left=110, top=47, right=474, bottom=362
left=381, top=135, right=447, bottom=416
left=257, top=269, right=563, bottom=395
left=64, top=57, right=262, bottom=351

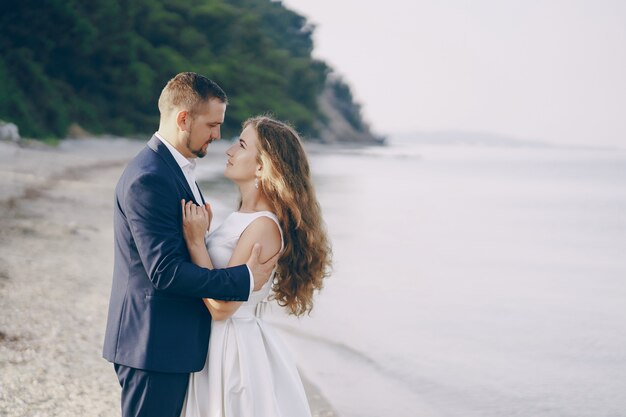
left=103, top=72, right=278, bottom=417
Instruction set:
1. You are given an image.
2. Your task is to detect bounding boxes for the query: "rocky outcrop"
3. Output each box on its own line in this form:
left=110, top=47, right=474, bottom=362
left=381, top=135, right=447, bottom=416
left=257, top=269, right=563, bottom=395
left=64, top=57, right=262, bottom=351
left=0, top=121, right=20, bottom=142
left=314, top=77, right=385, bottom=145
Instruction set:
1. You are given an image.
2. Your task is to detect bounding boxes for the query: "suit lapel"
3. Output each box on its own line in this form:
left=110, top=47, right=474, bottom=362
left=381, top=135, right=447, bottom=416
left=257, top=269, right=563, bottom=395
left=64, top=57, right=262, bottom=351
left=196, top=183, right=206, bottom=205
left=147, top=135, right=200, bottom=205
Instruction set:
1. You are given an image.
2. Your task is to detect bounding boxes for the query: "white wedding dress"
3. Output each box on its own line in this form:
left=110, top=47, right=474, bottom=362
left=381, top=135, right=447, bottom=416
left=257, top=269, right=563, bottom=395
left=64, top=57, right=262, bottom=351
left=179, top=211, right=312, bottom=417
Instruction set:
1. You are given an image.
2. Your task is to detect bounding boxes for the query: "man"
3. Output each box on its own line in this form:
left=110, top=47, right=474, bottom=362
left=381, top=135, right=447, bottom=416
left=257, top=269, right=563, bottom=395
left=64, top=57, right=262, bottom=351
left=103, top=72, right=278, bottom=417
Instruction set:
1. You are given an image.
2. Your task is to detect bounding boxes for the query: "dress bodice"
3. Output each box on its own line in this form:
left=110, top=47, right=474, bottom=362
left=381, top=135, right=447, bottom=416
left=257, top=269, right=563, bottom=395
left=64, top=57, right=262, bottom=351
left=205, top=211, right=283, bottom=318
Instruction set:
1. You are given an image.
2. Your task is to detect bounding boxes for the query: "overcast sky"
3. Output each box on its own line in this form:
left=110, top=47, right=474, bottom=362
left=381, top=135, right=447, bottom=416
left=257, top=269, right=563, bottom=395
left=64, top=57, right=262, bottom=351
left=281, top=0, right=626, bottom=147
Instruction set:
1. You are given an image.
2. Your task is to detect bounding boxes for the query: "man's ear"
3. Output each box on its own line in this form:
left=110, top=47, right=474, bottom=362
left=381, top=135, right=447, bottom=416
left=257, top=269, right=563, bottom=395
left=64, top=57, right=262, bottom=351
left=176, top=110, right=190, bottom=132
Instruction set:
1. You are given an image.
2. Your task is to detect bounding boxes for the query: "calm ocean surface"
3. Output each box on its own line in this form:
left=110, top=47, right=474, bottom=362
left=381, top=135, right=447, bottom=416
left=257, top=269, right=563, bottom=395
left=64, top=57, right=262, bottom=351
left=199, top=138, right=626, bottom=417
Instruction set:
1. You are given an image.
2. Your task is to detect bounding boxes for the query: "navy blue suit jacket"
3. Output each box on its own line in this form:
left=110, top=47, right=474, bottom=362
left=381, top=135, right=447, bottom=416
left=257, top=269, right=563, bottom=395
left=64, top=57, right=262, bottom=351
left=103, top=135, right=250, bottom=373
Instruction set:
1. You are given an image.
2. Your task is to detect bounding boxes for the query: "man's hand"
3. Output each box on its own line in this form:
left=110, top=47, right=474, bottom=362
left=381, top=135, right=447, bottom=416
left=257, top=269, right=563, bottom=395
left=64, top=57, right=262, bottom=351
left=246, top=243, right=281, bottom=291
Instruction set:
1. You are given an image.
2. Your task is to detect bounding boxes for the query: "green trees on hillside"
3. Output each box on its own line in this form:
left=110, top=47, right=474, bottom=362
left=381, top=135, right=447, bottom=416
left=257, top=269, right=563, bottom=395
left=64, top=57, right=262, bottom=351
left=0, top=0, right=340, bottom=139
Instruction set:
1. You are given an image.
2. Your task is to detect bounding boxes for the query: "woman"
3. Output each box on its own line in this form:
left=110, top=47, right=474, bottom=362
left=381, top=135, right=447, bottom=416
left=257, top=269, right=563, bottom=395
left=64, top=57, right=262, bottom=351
left=178, top=116, right=332, bottom=417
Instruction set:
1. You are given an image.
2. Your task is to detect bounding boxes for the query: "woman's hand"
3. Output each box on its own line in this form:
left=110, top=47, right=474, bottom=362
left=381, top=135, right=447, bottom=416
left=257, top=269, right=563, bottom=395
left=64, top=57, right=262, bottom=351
left=182, top=200, right=212, bottom=248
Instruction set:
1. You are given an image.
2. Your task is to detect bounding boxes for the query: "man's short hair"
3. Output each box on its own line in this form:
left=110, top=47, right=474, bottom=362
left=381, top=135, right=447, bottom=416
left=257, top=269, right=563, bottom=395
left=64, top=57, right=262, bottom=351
left=158, top=72, right=228, bottom=117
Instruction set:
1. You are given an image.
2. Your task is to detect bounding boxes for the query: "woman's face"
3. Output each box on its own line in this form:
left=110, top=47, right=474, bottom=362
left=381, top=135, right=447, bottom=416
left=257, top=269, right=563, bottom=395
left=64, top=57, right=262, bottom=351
left=225, top=124, right=261, bottom=184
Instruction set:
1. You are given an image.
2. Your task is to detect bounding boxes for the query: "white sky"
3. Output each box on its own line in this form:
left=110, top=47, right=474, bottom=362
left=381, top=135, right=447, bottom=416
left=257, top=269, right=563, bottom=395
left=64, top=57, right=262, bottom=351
left=281, top=0, right=626, bottom=147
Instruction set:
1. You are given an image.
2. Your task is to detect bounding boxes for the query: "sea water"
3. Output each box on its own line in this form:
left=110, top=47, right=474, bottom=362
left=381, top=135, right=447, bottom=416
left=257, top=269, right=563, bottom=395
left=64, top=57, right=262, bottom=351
left=199, top=138, right=626, bottom=417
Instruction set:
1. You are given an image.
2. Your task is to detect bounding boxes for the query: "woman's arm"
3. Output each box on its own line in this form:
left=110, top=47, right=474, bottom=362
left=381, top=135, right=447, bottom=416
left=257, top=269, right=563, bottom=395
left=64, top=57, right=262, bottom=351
left=182, top=201, right=235, bottom=321
left=182, top=200, right=229, bottom=319
left=204, top=216, right=282, bottom=321
left=181, top=200, right=214, bottom=269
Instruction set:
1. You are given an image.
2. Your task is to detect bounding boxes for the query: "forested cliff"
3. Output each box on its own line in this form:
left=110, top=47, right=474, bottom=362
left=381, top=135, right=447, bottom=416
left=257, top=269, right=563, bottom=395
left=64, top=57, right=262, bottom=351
left=0, top=0, right=381, bottom=143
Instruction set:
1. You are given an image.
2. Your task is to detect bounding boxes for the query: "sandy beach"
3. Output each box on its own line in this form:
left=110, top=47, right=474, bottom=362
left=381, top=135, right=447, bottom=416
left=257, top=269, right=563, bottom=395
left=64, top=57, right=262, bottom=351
left=0, top=138, right=337, bottom=417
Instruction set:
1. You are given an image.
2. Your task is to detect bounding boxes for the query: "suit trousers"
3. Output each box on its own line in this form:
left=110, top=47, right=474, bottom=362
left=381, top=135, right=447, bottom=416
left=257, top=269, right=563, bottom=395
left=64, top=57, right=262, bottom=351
left=115, top=364, right=189, bottom=417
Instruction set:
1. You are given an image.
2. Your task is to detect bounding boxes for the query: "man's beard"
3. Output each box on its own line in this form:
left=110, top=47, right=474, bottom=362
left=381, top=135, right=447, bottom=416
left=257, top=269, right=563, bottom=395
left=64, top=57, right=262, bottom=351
left=185, top=128, right=208, bottom=158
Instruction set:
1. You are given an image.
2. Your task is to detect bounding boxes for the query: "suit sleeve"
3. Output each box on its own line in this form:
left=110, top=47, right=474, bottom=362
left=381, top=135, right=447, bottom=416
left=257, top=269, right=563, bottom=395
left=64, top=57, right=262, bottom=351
left=125, top=172, right=250, bottom=300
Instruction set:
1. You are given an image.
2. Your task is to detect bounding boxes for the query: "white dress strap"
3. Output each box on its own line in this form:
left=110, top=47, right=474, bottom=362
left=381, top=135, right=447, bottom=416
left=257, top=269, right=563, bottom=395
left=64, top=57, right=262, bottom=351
left=240, top=211, right=284, bottom=250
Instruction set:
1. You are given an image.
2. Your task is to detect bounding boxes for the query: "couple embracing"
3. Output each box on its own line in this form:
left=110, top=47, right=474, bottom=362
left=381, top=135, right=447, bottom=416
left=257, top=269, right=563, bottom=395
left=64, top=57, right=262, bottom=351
left=102, top=72, right=331, bottom=417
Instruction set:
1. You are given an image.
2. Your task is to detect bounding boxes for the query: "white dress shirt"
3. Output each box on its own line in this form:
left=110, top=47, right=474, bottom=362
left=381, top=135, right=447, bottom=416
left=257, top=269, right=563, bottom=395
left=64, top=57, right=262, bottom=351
left=155, top=132, right=203, bottom=204
left=155, top=132, right=255, bottom=297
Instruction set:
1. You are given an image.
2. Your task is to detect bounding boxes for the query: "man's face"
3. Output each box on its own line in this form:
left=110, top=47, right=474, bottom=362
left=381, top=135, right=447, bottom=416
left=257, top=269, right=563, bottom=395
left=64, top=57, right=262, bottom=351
left=183, top=98, right=227, bottom=158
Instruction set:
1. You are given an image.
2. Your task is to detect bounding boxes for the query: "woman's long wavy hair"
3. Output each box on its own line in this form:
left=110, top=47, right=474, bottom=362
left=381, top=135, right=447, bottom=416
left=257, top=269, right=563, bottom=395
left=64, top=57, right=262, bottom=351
left=244, top=116, right=332, bottom=316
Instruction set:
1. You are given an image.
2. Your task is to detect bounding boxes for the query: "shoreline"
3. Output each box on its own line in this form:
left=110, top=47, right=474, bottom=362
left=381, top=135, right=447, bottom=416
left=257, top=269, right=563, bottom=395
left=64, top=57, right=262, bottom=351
left=0, top=138, right=338, bottom=416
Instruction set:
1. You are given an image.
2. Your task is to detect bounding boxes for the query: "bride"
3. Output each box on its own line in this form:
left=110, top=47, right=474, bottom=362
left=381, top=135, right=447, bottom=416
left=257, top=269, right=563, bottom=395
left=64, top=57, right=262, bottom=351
left=178, top=116, right=332, bottom=417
